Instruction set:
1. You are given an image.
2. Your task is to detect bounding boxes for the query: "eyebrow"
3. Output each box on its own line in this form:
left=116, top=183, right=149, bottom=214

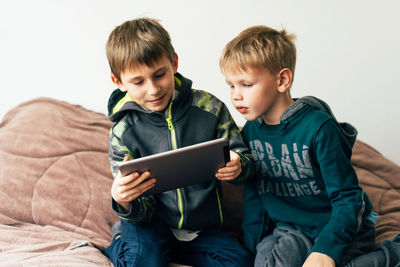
left=225, top=80, right=233, bottom=85
left=225, top=79, right=247, bottom=84
left=126, top=66, right=168, bottom=83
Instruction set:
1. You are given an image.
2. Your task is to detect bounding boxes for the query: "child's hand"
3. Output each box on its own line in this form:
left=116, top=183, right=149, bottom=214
left=302, top=252, right=335, bottom=267
left=215, top=150, right=242, bottom=181
left=111, top=156, right=156, bottom=212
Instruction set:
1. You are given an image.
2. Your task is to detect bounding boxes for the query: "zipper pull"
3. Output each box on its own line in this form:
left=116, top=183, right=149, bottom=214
left=166, top=100, right=174, bottom=131
left=166, top=117, right=174, bottom=130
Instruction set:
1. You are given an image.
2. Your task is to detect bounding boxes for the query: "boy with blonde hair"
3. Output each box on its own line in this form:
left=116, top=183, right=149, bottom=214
left=102, top=17, right=253, bottom=266
left=219, top=25, right=378, bottom=266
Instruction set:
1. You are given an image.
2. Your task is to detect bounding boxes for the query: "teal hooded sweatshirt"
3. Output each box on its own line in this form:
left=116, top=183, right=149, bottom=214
left=241, top=96, right=373, bottom=264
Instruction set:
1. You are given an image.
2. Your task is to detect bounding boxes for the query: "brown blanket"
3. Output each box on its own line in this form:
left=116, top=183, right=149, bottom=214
left=0, top=98, right=117, bottom=266
left=352, top=141, right=400, bottom=244
left=0, top=98, right=399, bottom=265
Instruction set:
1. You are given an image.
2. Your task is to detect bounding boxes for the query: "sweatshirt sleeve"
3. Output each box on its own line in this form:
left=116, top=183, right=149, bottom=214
left=215, top=102, right=254, bottom=184
left=108, top=126, right=156, bottom=224
left=310, top=119, right=367, bottom=263
left=241, top=180, right=272, bottom=254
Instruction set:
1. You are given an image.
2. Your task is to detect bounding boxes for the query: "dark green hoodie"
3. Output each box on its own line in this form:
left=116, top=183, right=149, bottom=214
left=241, top=96, right=373, bottom=264
left=107, top=72, right=253, bottom=231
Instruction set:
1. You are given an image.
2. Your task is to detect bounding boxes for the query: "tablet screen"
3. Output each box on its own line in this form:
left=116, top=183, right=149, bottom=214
left=118, top=138, right=230, bottom=196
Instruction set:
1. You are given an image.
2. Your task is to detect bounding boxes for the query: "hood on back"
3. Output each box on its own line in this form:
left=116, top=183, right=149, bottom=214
left=107, top=89, right=139, bottom=123
left=282, top=96, right=358, bottom=147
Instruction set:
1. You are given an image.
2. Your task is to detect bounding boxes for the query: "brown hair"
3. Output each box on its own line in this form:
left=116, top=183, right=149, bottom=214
left=106, top=17, right=175, bottom=82
left=220, top=25, right=296, bottom=75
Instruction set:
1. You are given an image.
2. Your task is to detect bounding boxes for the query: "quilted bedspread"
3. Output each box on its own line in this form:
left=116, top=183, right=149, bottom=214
left=0, top=98, right=117, bottom=266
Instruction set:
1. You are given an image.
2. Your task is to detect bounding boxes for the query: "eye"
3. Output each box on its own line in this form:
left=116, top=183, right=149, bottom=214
left=133, top=80, right=143, bottom=85
left=155, top=72, right=165, bottom=78
left=243, top=83, right=253, bottom=87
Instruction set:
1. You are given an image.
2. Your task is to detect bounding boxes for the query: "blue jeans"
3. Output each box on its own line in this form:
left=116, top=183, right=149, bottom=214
left=254, top=219, right=391, bottom=267
left=103, top=220, right=252, bottom=267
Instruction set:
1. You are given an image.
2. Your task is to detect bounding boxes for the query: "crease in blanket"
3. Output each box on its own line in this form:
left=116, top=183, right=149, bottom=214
left=70, top=241, right=89, bottom=250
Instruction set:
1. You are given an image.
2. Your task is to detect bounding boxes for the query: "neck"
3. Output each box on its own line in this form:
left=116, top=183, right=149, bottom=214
left=262, top=95, right=294, bottom=125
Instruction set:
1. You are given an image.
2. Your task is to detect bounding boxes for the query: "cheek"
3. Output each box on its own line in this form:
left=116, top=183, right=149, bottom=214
left=127, top=87, right=144, bottom=100
left=243, top=91, right=255, bottom=103
left=161, top=74, right=175, bottom=88
left=249, top=93, right=266, bottom=110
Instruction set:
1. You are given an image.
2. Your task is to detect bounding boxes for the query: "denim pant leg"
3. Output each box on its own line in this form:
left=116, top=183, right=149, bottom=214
left=339, top=218, right=376, bottom=266
left=344, top=240, right=400, bottom=267
left=254, top=226, right=312, bottom=267
left=173, top=228, right=253, bottom=267
left=103, top=220, right=175, bottom=267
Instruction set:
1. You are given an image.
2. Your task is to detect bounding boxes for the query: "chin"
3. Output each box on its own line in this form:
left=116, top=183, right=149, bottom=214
left=156, top=103, right=170, bottom=112
left=242, top=114, right=259, bottom=121
left=151, top=106, right=167, bottom=112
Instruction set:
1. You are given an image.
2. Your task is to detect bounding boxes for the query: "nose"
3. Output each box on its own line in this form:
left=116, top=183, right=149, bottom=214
left=231, top=87, right=243, bottom=101
left=148, top=80, right=161, bottom=96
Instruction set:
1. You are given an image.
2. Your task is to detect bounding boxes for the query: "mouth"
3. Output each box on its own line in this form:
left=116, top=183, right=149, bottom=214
left=236, top=106, right=248, bottom=114
left=148, top=95, right=165, bottom=105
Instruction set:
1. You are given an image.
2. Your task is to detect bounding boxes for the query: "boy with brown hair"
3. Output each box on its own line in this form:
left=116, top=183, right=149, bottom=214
left=219, top=25, right=379, bottom=266
left=102, top=17, right=253, bottom=266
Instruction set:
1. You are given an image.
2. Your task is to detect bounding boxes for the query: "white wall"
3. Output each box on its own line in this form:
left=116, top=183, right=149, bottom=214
left=1, top=0, right=399, bottom=165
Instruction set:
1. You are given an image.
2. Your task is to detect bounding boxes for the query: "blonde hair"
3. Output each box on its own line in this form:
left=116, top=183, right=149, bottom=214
left=106, top=17, right=175, bottom=82
left=220, top=25, right=296, bottom=75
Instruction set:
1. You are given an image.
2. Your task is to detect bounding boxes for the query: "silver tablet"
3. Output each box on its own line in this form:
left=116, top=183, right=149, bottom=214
left=118, top=138, right=230, bottom=196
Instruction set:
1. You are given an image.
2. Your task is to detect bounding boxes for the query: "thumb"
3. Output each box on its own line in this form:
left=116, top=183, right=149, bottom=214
left=116, top=156, right=131, bottom=178
left=226, top=151, right=240, bottom=166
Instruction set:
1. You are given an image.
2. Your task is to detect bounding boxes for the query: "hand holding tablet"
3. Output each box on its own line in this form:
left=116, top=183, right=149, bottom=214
left=118, top=138, right=230, bottom=196
left=111, top=156, right=156, bottom=210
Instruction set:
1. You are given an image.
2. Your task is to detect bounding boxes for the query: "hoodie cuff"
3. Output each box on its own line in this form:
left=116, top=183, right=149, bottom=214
left=310, top=235, right=346, bottom=264
left=111, top=198, right=141, bottom=221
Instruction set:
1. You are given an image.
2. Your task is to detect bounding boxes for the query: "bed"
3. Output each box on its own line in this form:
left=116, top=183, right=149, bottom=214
left=0, top=98, right=399, bottom=266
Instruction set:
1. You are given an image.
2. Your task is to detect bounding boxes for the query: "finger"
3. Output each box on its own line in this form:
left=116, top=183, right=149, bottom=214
left=225, top=156, right=240, bottom=167
left=217, top=171, right=238, bottom=178
left=114, top=172, right=149, bottom=200
left=121, top=171, right=152, bottom=191
left=229, top=150, right=239, bottom=160
left=218, top=164, right=240, bottom=175
left=118, top=156, right=132, bottom=181
left=116, top=177, right=156, bottom=201
left=224, top=156, right=240, bottom=168
left=216, top=166, right=241, bottom=180
left=219, top=165, right=239, bottom=172
left=134, top=179, right=156, bottom=198
left=119, top=169, right=151, bottom=186
left=115, top=155, right=132, bottom=179
left=117, top=172, right=140, bottom=185
left=124, top=178, right=156, bottom=200
left=216, top=173, right=238, bottom=181
left=115, top=172, right=144, bottom=187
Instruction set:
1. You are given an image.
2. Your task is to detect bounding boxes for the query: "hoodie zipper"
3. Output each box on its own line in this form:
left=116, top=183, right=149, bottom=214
left=166, top=102, right=177, bottom=150
left=166, top=101, right=184, bottom=229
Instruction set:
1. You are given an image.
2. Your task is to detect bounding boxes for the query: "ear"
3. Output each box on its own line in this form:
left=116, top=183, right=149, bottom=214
left=277, top=68, right=293, bottom=93
left=111, top=73, right=127, bottom=92
left=172, top=53, right=179, bottom=74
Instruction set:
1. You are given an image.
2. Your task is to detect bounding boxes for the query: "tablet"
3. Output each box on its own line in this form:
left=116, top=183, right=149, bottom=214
left=118, top=138, right=230, bottom=196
